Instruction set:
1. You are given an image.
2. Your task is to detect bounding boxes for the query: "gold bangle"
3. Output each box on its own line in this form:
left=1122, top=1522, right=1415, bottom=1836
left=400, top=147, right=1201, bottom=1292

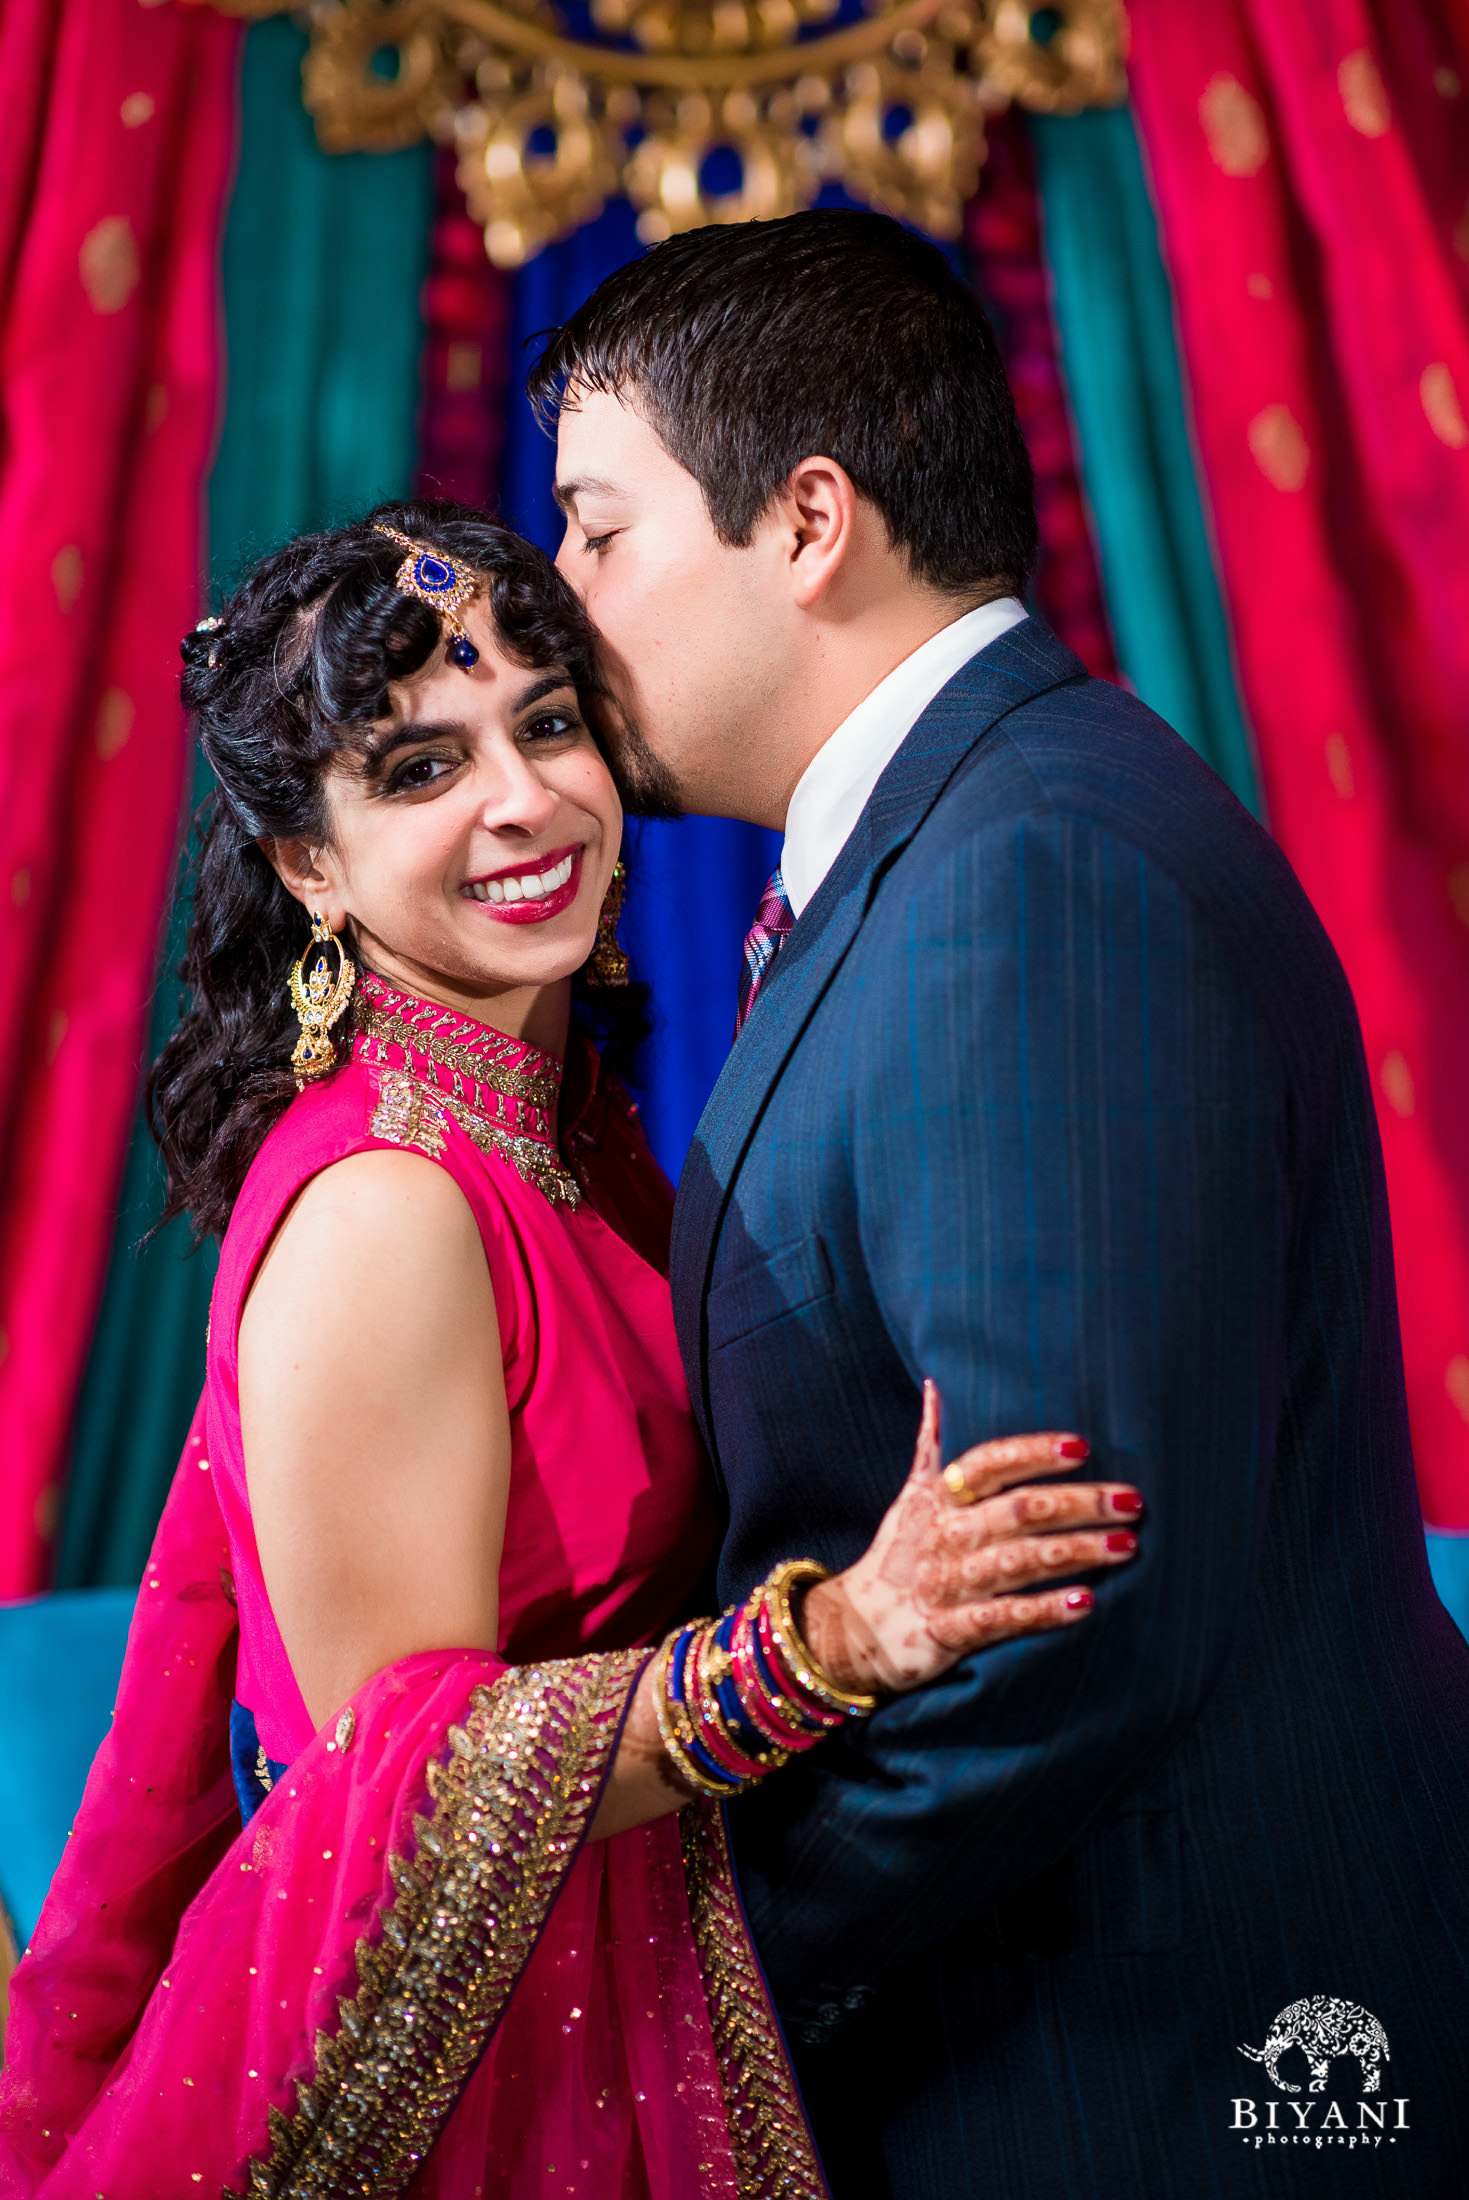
left=691, top=1619, right=789, bottom=1779
left=653, top=1630, right=742, bottom=1799
left=762, top=1558, right=882, bottom=1717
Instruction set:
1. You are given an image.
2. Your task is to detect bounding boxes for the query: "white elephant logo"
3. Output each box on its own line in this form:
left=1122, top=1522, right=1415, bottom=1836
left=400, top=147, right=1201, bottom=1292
left=1238, top=1996, right=1390, bottom=2095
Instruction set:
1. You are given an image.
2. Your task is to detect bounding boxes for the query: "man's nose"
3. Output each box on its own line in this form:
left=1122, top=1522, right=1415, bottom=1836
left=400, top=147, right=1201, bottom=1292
left=554, top=528, right=585, bottom=599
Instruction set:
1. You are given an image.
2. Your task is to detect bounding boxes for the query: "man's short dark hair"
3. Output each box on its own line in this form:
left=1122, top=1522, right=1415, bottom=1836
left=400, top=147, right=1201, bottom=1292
left=527, top=209, right=1038, bottom=599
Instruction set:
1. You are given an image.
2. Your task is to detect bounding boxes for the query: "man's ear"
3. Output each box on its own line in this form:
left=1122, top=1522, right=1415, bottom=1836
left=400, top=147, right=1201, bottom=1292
left=260, top=836, right=346, bottom=933
left=780, top=456, right=861, bottom=610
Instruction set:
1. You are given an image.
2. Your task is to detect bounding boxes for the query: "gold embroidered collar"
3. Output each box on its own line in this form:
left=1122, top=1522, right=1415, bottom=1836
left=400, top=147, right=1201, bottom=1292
left=353, top=973, right=580, bottom=1209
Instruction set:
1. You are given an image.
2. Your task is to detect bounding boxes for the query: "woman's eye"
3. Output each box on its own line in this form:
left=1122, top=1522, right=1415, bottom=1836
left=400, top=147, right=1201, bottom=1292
left=520, top=709, right=582, bottom=744
left=582, top=530, right=617, bottom=554
left=386, top=753, right=457, bottom=795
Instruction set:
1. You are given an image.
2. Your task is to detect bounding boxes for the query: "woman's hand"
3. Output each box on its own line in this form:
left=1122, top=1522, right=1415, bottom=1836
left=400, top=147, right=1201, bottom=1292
left=801, top=1381, right=1141, bottom=1695
left=593, top=1383, right=1141, bottom=1841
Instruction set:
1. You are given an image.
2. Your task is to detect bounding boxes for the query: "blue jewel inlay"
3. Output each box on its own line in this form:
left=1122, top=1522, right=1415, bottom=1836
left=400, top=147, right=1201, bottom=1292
left=448, top=634, right=479, bottom=670
left=414, top=554, right=454, bottom=592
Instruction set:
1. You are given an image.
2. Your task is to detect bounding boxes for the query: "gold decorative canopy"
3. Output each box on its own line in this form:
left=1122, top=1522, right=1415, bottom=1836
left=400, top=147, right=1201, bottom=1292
left=204, top=0, right=1125, bottom=267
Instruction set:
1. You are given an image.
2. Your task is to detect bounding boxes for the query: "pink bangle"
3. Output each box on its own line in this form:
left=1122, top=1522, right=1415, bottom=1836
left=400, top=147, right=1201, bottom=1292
left=731, top=1609, right=826, bottom=1748
left=689, top=1626, right=776, bottom=1782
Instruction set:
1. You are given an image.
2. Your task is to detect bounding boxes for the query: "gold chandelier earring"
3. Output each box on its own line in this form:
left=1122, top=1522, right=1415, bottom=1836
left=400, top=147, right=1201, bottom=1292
left=289, top=912, right=356, bottom=1089
left=586, top=860, right=630, bottom=988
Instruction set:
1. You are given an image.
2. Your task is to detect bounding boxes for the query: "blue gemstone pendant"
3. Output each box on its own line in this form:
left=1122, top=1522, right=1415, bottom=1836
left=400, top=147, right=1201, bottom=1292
left=448, top=633, right=479, bottom=670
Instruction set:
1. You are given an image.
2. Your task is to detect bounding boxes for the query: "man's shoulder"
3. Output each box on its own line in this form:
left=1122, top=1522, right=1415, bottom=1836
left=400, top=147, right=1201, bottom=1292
left=956, top=668, right=1255, bottom=842
left=926, top=670, right=1298, bottom=934
left=877, top=667, right=1356, bottom=1059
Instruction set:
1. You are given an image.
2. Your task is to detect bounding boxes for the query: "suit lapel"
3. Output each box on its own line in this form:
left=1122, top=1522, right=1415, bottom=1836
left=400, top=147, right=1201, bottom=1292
left=670, top=617, right=1086, bottom=1438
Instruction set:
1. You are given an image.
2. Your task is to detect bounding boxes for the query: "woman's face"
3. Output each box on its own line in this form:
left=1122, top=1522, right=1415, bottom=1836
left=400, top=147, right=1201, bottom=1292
left=279, top=594, right=622, bottom=1043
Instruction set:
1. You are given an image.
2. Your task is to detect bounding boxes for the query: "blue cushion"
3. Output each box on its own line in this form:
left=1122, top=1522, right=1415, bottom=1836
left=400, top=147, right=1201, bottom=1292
left=1426, top=1530, right=1469, bottom=1644
left=0, top=1590, right=136, bottom=1945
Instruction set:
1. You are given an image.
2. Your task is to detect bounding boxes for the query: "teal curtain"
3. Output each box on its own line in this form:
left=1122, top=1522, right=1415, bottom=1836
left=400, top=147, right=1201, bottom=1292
left=57, top=22, right=432, bottom=1587
left=1029, top=108, right=1262, bottom=817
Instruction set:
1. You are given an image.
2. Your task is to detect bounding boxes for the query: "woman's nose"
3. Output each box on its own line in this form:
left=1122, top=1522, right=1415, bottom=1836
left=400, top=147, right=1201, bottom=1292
left=476, top=748, right=561, bottom=838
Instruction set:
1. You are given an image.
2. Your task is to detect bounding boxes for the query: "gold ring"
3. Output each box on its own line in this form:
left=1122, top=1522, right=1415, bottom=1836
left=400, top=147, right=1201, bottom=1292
left=942, top=1463, right=978, bottom=1506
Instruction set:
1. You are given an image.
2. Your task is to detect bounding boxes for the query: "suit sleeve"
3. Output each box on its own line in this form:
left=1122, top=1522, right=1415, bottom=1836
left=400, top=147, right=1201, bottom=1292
left=732, top=810, right=1290, bottom=2016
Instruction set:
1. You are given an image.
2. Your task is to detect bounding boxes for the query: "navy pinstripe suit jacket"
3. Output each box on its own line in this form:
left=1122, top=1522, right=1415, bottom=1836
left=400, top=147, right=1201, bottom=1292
left=670, top=621, right=1469, bottom=2197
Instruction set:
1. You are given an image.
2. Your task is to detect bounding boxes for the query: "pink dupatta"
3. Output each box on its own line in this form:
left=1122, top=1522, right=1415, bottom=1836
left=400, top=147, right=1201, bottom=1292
left=0, top=1408, right=824, bottom=2199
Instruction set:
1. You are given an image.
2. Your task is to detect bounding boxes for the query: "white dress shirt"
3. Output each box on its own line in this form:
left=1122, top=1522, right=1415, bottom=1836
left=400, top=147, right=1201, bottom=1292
left=780, top=597, right=1029, bottom=917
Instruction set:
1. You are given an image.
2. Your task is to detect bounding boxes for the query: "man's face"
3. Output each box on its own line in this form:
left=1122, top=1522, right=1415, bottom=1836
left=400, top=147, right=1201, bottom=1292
left=554, top=388, right=792, bottom=822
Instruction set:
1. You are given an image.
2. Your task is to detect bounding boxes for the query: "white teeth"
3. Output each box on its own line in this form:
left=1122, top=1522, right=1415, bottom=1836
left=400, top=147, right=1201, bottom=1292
left=466, top=853, right=576, bottom=905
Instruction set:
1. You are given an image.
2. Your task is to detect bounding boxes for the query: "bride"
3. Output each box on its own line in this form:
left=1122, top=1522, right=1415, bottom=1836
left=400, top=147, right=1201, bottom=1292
left=0, top=505, right=1141, bottom=2199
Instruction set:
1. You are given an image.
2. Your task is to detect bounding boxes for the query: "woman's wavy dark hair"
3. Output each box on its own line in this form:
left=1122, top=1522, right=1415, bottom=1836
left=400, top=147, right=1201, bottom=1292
left=150, top=499, right=651, bottom=1244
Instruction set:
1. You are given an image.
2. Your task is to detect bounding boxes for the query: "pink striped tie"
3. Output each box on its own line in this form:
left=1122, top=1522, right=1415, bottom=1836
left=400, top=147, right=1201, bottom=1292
left=735, top=867, right=796, bottom=1037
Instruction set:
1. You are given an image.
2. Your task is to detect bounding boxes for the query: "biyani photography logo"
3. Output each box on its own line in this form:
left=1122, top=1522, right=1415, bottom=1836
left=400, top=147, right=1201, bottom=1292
left=1230, top=1996, right=1410, bottom=2152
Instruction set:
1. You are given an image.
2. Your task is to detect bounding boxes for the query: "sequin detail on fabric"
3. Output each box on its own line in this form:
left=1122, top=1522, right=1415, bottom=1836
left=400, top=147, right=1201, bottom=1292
left=369, top=1067, right=447, bottom=1160
left=681, top=1802, right=832, bottom=2200
left=354, top=972, right=580, bottom=1208
left=234, top=1653, right=644, bottom=2199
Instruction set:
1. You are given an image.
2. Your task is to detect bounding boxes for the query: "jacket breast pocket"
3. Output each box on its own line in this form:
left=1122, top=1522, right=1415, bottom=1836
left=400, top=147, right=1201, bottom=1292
left=708, top=1232, right=836, bottom=1352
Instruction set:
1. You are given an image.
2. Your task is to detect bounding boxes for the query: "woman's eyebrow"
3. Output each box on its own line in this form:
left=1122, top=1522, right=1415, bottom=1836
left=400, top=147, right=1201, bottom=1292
left=362, top=718, right=465, bottom=768
left=511, top=672, right=576, bottom=712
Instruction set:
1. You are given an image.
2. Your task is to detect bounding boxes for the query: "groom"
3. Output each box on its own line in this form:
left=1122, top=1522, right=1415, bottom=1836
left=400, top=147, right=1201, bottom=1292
left=533, top=212, right=1469, bottom=2194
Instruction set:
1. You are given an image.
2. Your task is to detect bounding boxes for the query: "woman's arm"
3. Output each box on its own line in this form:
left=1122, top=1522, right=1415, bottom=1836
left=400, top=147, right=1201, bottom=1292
left=240, top=1149, right=509, bottom=1725
left=240, top=1156, right=1138, bottom=1838
left=590, top=1384, right=1141, bottom=1837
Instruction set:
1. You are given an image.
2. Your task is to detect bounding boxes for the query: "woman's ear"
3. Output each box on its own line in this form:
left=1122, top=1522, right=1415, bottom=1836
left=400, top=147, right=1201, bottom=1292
left=260, top=836, right=346, bottom=932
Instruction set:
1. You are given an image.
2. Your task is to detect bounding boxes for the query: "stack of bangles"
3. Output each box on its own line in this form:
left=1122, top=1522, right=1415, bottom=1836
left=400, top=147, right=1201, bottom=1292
left=653, top=1558, right=882, bottom=1799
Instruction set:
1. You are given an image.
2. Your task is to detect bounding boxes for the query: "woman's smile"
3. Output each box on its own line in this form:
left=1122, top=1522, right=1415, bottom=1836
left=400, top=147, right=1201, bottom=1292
left=462, top=844, right=582, bottom=922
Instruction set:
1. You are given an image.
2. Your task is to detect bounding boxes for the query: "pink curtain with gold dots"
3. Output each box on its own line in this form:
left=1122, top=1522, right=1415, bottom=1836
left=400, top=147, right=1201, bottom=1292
left=1128, top=0, right=1469, bottom=1530
left=0, top=0, right=242, bottom=1596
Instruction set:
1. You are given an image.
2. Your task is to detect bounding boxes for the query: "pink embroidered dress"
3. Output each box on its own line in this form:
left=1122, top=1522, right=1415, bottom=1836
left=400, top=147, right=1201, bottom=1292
left=0, top=976, right=828, bottom=2200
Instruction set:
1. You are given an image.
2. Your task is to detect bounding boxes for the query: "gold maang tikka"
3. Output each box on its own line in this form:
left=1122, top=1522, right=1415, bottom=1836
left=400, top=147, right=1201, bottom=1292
left=372, top=524, right=480, bottom=669
left=587, top=860, right=630, bottom=987
left=289, top=913, right=356, bottom=1089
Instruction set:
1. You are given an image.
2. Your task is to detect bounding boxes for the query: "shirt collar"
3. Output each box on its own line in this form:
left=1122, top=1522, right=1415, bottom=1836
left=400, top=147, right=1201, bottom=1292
left=780, top=597, right=1028, bottom=917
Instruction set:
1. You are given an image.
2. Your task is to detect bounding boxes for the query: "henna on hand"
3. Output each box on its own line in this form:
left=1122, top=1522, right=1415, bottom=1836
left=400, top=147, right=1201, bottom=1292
left=819, top=1382, right=1143, bottom=1694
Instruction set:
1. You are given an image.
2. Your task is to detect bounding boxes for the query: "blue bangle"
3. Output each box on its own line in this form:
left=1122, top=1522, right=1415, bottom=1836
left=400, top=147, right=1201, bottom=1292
left=710, top=1612, right=773, bottom=1761
left=667, top=1625, right=743, bottom=1794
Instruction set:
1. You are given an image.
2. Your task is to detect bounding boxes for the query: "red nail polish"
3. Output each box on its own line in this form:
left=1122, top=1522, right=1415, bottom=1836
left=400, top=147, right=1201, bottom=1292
left=1064, top=1588, right=1093, bottom=1611
left=1056, top=1438, right=1090, bottom=1460
left=1105, top=1530, right=1137, bottom=1554
left=1109, top=1489, right=1144, bottom=1516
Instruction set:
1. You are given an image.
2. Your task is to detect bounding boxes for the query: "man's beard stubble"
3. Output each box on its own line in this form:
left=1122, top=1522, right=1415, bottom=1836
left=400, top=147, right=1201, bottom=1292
left=596, top=695, right=686, bottom=821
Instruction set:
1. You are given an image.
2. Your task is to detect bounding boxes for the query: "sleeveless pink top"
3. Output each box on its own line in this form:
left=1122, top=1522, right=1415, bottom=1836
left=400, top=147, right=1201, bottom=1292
left=205, top=974, right=715, bottom=1764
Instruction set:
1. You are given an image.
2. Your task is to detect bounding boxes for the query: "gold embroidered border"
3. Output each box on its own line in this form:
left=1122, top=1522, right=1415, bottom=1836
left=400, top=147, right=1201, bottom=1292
left=356, top=994, right=561, bottom=1115
left=369, top=1066, right=581, bottom=1207
left=681, top=1801, right=831, bottom=2200
left=234, top=1653, right=643, bottom=2199
left=439, top=1089, right=582, bottom=1207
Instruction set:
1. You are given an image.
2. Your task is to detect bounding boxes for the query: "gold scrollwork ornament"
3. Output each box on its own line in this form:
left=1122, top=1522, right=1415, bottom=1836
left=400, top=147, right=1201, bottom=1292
left=454, top=66, right=624, bottom=266
left=289, top=913, right=357, bottom=1090
left=624, top=87, right=813, bottom=238
left=197, top=0, right=1126, bottom=269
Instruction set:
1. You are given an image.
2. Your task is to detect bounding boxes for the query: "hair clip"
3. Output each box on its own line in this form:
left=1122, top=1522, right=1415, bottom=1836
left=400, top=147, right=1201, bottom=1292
left=372, top=524, right=480, bottom=670
left=181, top=613, right=225, bottom=670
